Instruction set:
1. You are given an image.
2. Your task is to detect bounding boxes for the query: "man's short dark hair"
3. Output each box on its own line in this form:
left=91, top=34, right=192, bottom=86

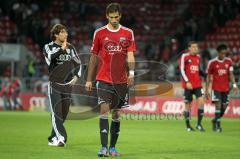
left=217, top=44, right=228, bottom=53
left=50, top=24, right=67, bottom=41
left=188, top=41, right=198, bottom=47
left=106, top=3, right=122, bottom=15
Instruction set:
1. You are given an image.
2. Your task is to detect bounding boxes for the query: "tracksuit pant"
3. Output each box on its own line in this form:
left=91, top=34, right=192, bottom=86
left=47, top=82, right=71, bottom=143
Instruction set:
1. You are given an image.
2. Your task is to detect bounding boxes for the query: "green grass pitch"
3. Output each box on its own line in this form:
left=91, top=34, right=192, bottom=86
left=0, top=112, right=239, bottom=159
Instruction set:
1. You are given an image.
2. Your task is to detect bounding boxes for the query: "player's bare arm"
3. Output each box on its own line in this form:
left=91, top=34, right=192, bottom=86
left=229, top=71, right=239, bottom=95
left=85, top=54, right=98, bottom=91
left=186, top=82, right=193, bottom=90
left=127, top=51, right=135, bottom=87
left=205, top=74, right=213, bottom=99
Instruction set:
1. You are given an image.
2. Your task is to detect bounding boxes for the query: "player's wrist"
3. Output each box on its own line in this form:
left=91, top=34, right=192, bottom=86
left=129, top=70, right=134, bottom=77
left=233, top=83, right=237, bottom=88
left=74, top=75, right=79, bottom=79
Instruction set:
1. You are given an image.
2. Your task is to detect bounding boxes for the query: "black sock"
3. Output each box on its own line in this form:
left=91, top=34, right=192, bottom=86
left=110, top=119, right=120, bottom=148
left=214, top=109, right=221, bottom=121
left=197, top=107, right=204, bottom=125
left=214, top=109, right=221, bottom=127
left=184, top=110, right=191, bottom=128
left=220, top=104, right=227, bottom=118
left=100, top=116, right=109, bottom=148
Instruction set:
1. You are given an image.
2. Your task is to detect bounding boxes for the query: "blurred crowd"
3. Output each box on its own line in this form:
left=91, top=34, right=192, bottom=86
left=0, top=0, right=239, bottom=92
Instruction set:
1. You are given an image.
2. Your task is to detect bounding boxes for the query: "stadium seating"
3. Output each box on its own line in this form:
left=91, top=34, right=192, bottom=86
left=201, top=15, right=240, bottom=53
left=0, top=0, right=239, bottom=60
left=0, top=0, right=188, bottom=59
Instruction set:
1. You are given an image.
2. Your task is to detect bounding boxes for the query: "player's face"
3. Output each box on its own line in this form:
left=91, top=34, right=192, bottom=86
left=218, top=50, right=227, bottom=60
left=106, top=12, right=121, bottom=28
left=189, top=44, right=199, bottom=55
left=55, top=29, right=68, bottom=43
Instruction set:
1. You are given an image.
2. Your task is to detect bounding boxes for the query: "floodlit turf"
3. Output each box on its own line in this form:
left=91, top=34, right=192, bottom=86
left=0, top=112, right=239, bottom=159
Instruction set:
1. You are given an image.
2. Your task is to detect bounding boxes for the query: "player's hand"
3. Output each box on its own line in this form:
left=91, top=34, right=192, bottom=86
left=127, top=75, right=134, bottom=87
left=69, top=76, right=78, bottom=86
left=186, top=82, right=193, bottom=90
left=85, top=81, right=93, bottom=91
left=205, top=91, right=210, bottom=100
left=232, top=87, right=239, bottom=96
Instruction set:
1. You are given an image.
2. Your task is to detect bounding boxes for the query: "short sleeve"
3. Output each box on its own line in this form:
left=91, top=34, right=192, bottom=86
left=206, top=61, right=213, bottom=74
left=90, top=31, right=100, bottom=55
left=127, top=30, right=136, bottom=52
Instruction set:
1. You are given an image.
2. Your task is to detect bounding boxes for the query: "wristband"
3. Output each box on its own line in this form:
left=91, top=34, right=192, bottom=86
left=129, top=70, right=134, bottom=76
left=233, top=83, right=237, bottom=88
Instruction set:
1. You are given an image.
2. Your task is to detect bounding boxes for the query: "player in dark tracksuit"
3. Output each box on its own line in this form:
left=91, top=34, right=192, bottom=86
left=43, top=24, right=81, bottom=147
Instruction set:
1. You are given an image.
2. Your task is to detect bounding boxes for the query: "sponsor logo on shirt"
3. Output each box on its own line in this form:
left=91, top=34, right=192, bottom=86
left=104, top=41, right=123, bottom=53
left=104, top=38, right=131, bottom=53
left=190, top=65, right=199, bottom=72
left=218, top=69, right=227, bottom=76
left=57, top=54, right=71, bottom=64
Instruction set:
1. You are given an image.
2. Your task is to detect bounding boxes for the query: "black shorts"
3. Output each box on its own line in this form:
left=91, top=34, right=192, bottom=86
left=211, top=90, right=229, bottom=105
left=184, top=87, right=203, bottom=103
left=96, top=81, right=129, bottom=109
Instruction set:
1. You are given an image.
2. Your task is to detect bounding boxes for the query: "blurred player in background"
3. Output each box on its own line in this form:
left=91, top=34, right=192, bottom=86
left=85, top=3, right=136, bottom=157
left=205, top=44, right=238, bottom=132
left=179, top=41, right=205, bottom=132
left=11, top=78, right=23, bottom=111
left=43, top=24, right=81, bottom=147
left=0, top=77, right=12, bottom=110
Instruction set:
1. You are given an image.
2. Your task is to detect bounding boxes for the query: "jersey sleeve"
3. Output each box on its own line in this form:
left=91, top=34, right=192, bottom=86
left=179, top=54, right=189, bottom=82
left=71, top=45, right=82, bottom=78
left=206, top=61, right=213, bottom=74
left=127, top=30, right=136, bottom=52
left=90, top=30, right=100, bottom=55
left=43, top=44, right=64, bottom=61
left=229, top=60, right=234, bottom=72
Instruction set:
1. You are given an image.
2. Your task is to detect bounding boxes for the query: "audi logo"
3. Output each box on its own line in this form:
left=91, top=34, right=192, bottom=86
left=162, top=101, right=185, bottom=113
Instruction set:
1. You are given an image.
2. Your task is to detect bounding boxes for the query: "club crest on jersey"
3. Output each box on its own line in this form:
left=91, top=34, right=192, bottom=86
left=120, top=38, right=131, bottom=49
left=188, top=59, right=192, bottom=63
left=120, top=37, right=126, bottom=41
left=225, top=64, right=229, bottom=68
left=66, top=49, right=70, bottom=54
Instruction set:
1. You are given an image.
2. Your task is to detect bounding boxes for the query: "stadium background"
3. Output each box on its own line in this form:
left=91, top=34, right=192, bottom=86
left=0, top=0, right=240, bottom=159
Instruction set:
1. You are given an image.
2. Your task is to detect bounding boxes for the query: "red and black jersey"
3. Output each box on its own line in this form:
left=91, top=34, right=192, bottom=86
left=179, top=53, right=202, bottom=89
left=206, top=57, right=233, bottom=92
left=91, top=25, right=136, bottom=84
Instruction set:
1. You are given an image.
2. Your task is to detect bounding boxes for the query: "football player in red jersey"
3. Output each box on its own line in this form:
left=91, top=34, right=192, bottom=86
left=85, top=3, right=136, bottom=157
left=206, top=44, right=238, bottom=132
left=179, top=41, right=206, bottom=132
